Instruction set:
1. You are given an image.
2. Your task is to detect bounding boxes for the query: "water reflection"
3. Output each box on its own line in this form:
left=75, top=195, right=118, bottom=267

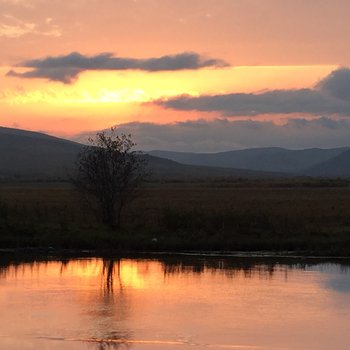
left=87, top=339, right=130, bottom=350
left=1, top=255, right=350, bottom=285
left=0, top=254, right=350, bottom=350
left=102, top=259, right=121, bottom=294
left=326, top=276, right=350, bottom=293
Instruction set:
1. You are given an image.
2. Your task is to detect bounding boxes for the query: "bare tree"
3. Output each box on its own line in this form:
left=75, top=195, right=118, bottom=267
left=73, top=128, right=147, bottom=229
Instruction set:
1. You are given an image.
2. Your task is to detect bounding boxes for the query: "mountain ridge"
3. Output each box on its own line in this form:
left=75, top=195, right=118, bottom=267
left=2, top=126, right=350, bottom=179
left=0, top=126, right=282, bottom=180
left=148, top=147, right=350, bottom=175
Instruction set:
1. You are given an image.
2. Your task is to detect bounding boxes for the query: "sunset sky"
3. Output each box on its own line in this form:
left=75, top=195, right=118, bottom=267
left=2, top=0, right=350, bottom=151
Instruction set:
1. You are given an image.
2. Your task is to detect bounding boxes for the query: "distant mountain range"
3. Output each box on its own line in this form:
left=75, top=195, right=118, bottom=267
left=149, top=148, right=350, bottom=177
left=306, top=149, right=350, bottom=177
left=1, top=126, right=350, bottom=180
left=0, top=127, right=279, bottom=181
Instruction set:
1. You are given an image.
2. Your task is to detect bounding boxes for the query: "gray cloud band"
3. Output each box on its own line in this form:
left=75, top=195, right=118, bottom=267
left=74, top=117, right=350, bottom=152
left=155, top=68, right=350, bottom=116
left=6, top=51, right=229, bottom=83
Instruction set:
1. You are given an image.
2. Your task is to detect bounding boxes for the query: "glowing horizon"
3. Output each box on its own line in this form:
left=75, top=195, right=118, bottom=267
left=1, top=0, right=350, bottom=150
left=1, top=65, right=337, bottom=137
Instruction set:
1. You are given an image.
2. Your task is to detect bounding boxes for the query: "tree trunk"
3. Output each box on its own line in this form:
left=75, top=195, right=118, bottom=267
left=102, top=202, right=118, bottom=229
left=115, top=203, right=123, bottom=230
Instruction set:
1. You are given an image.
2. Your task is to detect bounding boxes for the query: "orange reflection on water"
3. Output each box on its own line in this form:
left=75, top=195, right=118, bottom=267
left=0, top=257, right=350, bottom=350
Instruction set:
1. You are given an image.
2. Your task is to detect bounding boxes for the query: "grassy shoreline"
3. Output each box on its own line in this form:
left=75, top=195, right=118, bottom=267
left=1, top=181, right=350, bottom=256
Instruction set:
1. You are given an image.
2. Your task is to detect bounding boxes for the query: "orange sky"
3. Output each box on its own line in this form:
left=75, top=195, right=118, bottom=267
left=0, top=64, right=337, bottom=136
left=1, top=0, right=350, bottom=148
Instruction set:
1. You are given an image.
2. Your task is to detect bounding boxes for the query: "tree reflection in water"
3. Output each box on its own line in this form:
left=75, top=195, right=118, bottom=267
left=87, top=339, right=130, bottom=350
left=102, top=259, right=122, bottom=294
left=1, top=254, right=350, bottom=350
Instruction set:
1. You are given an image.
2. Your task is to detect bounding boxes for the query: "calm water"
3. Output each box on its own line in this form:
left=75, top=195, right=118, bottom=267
left=0, top=255, right=350, bottom=350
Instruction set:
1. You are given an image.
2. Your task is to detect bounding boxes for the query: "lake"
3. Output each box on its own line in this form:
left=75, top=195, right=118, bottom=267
left=0, top=254, right=350, bottom=350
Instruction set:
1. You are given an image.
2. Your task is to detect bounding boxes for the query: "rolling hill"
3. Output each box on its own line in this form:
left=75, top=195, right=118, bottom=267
left=141, top=154, right=285, bottom=181
left=2, top=126, right=350, bottom=180
left=149, top=148, right=349, bottom=175
left=306, top=149, right=350, bottom=177
left=0, top=127, right=82, bottom=179
left=0, top=127, right=280, bottom=181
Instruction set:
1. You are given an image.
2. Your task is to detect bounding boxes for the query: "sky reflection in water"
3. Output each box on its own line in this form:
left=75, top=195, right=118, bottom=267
left=0, top=256, right=350, bottom=350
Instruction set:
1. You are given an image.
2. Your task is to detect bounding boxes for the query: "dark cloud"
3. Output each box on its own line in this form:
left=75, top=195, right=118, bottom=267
left=317, top=67, right=350, bottom=100
left=7, top=67, right=81, bottom=84
left=6, top=51, right=229, bottom=83
left=74, top=117, right=350, bottom=152
left=156, top=89, right=342, bottom=115
left=155, top=68, right=350, bottom=116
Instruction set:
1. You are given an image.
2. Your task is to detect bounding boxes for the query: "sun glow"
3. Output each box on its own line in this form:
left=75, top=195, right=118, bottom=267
left=3, top=65, right=336, bottom=105
left=1, top=65, right=337, bottom=136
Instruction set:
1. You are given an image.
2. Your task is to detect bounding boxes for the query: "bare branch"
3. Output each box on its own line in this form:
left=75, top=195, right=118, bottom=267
left=72, top=129, right=147, bottom=229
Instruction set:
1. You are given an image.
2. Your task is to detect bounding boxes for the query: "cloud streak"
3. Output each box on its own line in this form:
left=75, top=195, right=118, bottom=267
left=155, top=68, right=350, bottom=116
left=0, top=14, right=61, bottom=38
left=74, top=117, right=350, bottom=152
left=7, top=51, right=229, bottom=83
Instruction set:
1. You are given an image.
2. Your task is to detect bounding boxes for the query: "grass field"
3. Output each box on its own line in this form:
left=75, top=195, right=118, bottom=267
left=1, top=180, right=350, bottom=255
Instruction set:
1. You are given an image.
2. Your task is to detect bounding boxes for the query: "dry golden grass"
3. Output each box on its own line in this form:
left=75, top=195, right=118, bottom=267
left=1, top=181, right=350, bottom=254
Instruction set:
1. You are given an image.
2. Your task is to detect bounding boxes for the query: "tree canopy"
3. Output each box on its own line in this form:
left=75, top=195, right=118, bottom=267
left=73, top=129, right=147, bottom=229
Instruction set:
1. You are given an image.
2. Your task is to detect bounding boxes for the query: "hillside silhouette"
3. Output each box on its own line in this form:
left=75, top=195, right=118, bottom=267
left=0, top=127, right=281, bottom=181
